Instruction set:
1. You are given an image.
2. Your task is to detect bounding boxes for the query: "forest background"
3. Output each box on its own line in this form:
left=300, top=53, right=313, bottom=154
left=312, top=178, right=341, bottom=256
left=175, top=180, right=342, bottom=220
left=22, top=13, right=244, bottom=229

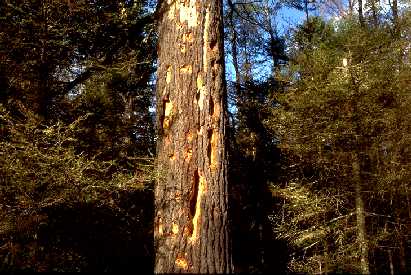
left=0, top=0, right=410, bottom=273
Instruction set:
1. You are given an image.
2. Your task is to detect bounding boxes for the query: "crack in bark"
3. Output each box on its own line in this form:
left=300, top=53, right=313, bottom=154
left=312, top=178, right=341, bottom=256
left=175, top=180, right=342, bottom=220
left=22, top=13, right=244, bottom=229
left=209, top=96, right=214, bottom=116
left=175, top=257, right=189, bottom=270
left=180, top=64, right=192, bottom=74
left=166, top=66, right=172, bottom=83
left=189, top=170, right=200, bottom=221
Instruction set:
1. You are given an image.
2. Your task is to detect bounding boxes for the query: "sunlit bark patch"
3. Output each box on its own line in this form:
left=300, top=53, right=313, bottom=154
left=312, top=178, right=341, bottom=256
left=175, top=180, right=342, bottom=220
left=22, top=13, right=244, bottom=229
left=196, top=73, right=204, bottom=89
left=166, top=0, right=176, bottom=19
left=175, top=257, right=189, bottom=270
left=162, top=100, right=173, bottom=129
left=166, top=66, right=172, bottom=83
left=180, top=44, right=187, bottom=53
left=178, top=0, right=198, bottom=28
left=182, top=32, right=194, bottom=43
left=164, top=100, right=173, bottom=117
left=172, top=223, right=179, bottom=234
left=197, top=92, right=205, bottom=110
left=180, top=65, right=192, bottom=74
left=186, top=130, right=193, bottom=142
left=185, top=148, right=193, bottom=161
left=197, top=126, right=204, bottom=136
left=158, top=217, right=164, bottom=235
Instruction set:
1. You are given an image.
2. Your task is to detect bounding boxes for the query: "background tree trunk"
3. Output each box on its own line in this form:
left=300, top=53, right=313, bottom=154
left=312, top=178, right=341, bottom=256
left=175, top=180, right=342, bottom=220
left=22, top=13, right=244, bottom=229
left=391, top=0, right=399, bottom=37
left=358, top=0, right=365, bottom=27
left=353, top=154, right=370, bottom=274
left=227, top=0, right=241, bottom=98
left=369, top=0, right=378, bottom=27
left=154, top=0, right=232, bottom=273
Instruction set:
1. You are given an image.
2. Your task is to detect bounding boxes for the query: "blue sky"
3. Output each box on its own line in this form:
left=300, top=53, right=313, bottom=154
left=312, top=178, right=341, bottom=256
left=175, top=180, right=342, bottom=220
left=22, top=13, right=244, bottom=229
left=224, top=5, right=308, bottom=83
left=277, top=6, right=307, bottom=34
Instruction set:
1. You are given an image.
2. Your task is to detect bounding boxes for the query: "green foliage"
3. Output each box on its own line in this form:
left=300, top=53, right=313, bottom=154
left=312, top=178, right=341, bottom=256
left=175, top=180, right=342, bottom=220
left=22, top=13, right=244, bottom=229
left=0, top=0, right=156, bottom=158
left=0, top=102, right=154, bottom=271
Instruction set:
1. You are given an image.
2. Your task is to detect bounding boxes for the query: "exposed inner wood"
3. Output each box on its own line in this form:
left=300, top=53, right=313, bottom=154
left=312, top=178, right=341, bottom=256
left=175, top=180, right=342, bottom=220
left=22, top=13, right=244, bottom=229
left=186, top=130, right=194, bottom=142
left=166, top=66, right=172, bottom=83
left=189, top=169, right=206, bottom=242
left=196, top=73, right=206, bottom=110
left=164, top=100, right=173, bottom=117
left=178, top=0, right=197, bottom=28
left=180, top=64, right=192, bottom=74
left=158, top=217, right=163, bottom=236
left=184, top=148, right=193, bottom=162
left=207, top=129, right=218, bottom=170
left=180, top=43, right=187, bottom=53
left=197, top=125, right=204, bottom=136
left=175, top=257, right=188, bottom=270
left=196, top=73, right=204, bottom=89
left=182, top=32, right=194, bottom=43
left=166, top=0, right=176, bottom=20
left=162, top=99, right=173, bottom=129
left=172, top=223, right=179, bottom=234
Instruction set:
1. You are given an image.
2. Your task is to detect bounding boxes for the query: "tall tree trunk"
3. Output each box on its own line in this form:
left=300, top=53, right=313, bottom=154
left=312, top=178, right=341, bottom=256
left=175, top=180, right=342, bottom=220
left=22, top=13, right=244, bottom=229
left=358, top=0, right=365, bottom=27
left=399, top=236, right=407, bottom=274
left=388, top=249, right=394, bottom=275
left=352, top=154, right=370, bottom=274
left=370, top=0, right=378, bottom=27
left=304, top=0, right=309, bottom=22
left=263, top=2, right=279, bottom=77
left=391, top=0, right=399, bottom=37
left=227, top=0, right=241, bottom=98
left=348, top=0, right=354, bottom=15
left=154, top=0, right=232, bottom=273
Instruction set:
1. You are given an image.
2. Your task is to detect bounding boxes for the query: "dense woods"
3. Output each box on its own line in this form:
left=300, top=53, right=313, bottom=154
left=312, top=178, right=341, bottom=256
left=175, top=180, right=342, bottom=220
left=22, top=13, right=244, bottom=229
left=0, top=0, right=410, bottom=273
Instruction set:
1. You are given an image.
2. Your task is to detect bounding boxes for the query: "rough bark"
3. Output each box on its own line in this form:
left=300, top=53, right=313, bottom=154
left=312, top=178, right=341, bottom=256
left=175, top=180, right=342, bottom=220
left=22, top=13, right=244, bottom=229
left=154, top=0, right=232, bottom=273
